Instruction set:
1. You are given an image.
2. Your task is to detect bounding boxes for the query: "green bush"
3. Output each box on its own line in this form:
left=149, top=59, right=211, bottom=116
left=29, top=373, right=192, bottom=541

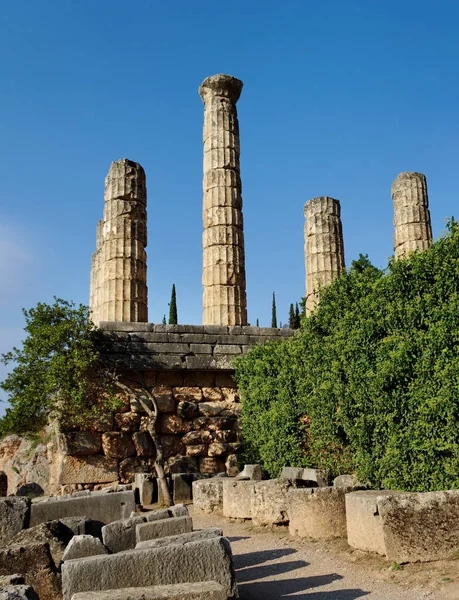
left=234, top=222, right=459, bottom=491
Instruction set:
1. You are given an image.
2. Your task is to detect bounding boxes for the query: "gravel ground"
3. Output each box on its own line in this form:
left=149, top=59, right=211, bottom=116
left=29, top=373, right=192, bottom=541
left=191, top=508, right=451, bottom=600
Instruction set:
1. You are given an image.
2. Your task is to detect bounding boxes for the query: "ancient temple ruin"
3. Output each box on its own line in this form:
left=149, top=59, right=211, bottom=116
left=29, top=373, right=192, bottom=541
left=90, top=159, right=148, bottom=326
left=392, top=171, right=433, bottom=259
left=199, top=74, right=248, bottom=326
left=303, top=196, right=345, bottom=315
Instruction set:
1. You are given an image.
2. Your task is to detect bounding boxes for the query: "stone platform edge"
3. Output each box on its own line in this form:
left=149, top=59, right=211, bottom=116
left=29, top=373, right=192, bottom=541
left=99, top=322, right=293, bottom=371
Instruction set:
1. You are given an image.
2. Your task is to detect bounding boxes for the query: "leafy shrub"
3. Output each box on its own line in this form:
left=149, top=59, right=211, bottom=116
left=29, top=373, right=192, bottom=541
left=0, top=298, right=121, bottom=437
left=235, top=222, right=459, bottom=491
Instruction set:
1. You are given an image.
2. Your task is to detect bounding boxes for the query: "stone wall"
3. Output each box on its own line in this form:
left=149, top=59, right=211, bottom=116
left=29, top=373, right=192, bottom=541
left=52, top=324, right=293, bottom=494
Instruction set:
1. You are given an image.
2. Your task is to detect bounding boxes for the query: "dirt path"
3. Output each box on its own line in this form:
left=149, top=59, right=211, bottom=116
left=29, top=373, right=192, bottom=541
left=191, top=508, right=456, bottom=600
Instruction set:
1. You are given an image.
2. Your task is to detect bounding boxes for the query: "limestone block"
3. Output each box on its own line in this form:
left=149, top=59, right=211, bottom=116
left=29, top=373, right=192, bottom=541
left=251, top=479, right=295, bottom=527
left=192, top=479, right=224, bottom=515
left=135, top=473, right=155, bottom=506
left=304, top=196, right=345, bottom=315
left=177, top=401, right=199, bottom=420
left=225, top=455, right=239, bottom=477
left=172, top=474, right=193, bottom=504
left=392, top=172, right=432, bottom=260
left=302, top=468, right=330, bottom=487
left=119, top=457, right=155, bottom=483
left=288, top=487, right=353, bottom=540
left=236, top=464, right=262, bottom=481
left=199, top=458, right=225, bottom=474
left=166, top=456, right=197, bottom=474
left=71, top=581, right=226, bottom=600
left=172, top=387, right=203, bottom=403
left=136, top=528, right=223, bottom=550
left=114, top=413, right=141, bottom=432
left=132, top=431, right=156, bottom=457
left=11, top=519, right=73, bottom=565
left=223, top=480, right=257, bottom=519
left=62, top=537, right=238, bottom=600
left=62, top=535, right=109, bottom=561
left=58, top=432, right=101, bottom=456
left=280, top=467, right=303, bottom=480
left=378, top=489, right=459, bottom=562
left=158, top=415, right=192, bottom=435
left=59, top=516, right=92, bottom=536
left=0, top=498, right=30, bottom=546
left=0, top=541, right=61, bottom=600
left=169, top=504, right=189, bottom=517
left=186, top=444, right=208, bottom=457
left=30, top=491, right=135, bottom=528
left=208, top=442, right=229, bottom=457
left=183, top=431, right=212, bottom=445
left=102, top=514, right=147, bottom=553
left=345, top=490, right=402, bottom=555
left=136, top=516, right=192, bottom=543
left=0, top=585, right=39, bottom=600
left=333, top=474, right=363, bottom=488
left=102, top=433, right=136, bottom=459
left=198, top=402, right=241, bottom=418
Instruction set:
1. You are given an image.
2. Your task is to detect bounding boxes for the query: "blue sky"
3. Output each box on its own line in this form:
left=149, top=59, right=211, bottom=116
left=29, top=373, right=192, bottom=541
left=1, top=1, right=458, bottom=406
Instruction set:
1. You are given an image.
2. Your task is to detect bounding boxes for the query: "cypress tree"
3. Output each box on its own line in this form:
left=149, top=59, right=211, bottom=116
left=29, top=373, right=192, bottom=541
left=168, top=284, right=178, bottom=325
left=294, top=302, right=301, bottom=329
left=256, top=318, right=259, bottom=327
left=288, top=303, right=295, bottom=328
left=162, top=314, right=166, bottom=325
left=271, top=292, right=277, bottom=328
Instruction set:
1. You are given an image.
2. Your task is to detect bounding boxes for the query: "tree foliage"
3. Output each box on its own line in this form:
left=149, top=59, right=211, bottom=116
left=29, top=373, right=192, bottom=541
left=0, top=297, right=173, bottom=502
left=234, top=223, right=459, bottom=491
left=0, top=299, right=120, bottom=436
left=271, top=292, right=277, bottom=328
left=168, top=284, right=178, bottom=325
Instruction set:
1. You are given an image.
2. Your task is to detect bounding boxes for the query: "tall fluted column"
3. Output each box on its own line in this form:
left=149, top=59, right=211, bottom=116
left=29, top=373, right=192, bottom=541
left=304, top=196, right=345, bottom=315
left=199, top=74, right=247, bottom=326
left=89, top=158, right=148, bottom=325
left=392, top=172, right=432, bottom=259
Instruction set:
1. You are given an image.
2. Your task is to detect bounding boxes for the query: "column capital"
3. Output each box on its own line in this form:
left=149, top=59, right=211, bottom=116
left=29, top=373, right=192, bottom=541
left=199, top=74, right=243, bottom=104
left=304, top=196, right=341, bottom=218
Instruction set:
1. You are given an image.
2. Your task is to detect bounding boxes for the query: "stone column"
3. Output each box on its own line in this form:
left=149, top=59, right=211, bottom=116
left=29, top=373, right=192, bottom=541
left=304, top=197, right=345, bottom=315
left=89, top=158, right=148, bottom=325
left=392, top=172, right=432, bottom=259
left=199, top=74, right=247, bottom=326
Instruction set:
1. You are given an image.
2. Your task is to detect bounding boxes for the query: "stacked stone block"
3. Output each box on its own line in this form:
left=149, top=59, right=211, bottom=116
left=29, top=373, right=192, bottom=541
left=392, top=171, right=433, bottom=259
left=199, top=74, right=247, bottom=326
left=304, top=196, right=345, bottom=315
left=90, top=159, right=148, bottom=325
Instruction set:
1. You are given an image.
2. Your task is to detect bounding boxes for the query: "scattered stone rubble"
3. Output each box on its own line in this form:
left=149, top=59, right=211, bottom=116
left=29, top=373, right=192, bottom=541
left=0, top=487, right=238, bottom=600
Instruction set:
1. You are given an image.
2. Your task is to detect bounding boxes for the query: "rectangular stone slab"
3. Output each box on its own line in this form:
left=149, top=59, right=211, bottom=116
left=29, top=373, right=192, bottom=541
left=71, top=581, right=226, bottom=599
left=288, top=487, right=353, bottom=539
left=136, top=516, right=192, bottom=543
left=192, top=479, right=224, bottom=515
left=345, top=490, right=402, bottom=555
left=136, top=528, right=223, bottom=549
left=62, top=537, right=238, bottom=600
left=378, top=489, right=459, bottom=562
left=30, top=491, right=135, bottom=528
left=223, top=480, right=256, bottom=519
left=102, top=514, right=147, bottom=553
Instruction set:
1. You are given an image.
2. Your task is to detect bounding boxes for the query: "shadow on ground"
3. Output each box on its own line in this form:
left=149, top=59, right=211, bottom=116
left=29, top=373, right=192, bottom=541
left=235, top=547, right=370, bottom=599
left=234, top=547, right=298, bottom=568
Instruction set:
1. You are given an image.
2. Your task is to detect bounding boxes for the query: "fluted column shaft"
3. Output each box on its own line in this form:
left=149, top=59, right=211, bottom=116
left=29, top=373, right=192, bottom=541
left=392, top=172, right=432, bottom=259
left=199, top=74, right=247, bottom=326
left=89, top=159, right=148, bottom=325
left=304, top=196, right=345, bottom=315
